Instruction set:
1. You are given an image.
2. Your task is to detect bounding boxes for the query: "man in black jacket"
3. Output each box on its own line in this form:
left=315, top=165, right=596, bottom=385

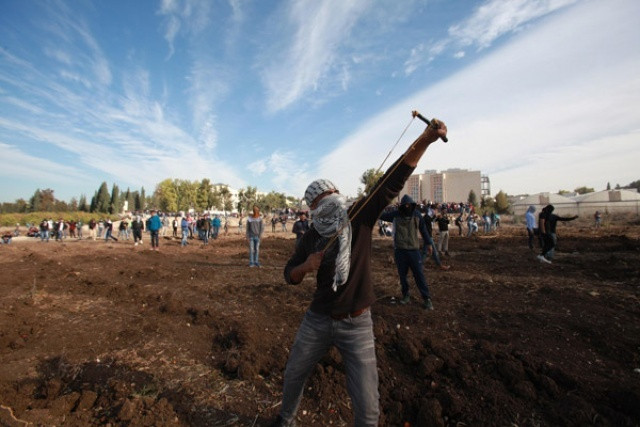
left=538, top=204, right=578, bottom=264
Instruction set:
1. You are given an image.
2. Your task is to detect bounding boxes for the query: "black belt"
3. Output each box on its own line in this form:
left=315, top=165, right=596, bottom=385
left=330, top=307, right=369, bottom=321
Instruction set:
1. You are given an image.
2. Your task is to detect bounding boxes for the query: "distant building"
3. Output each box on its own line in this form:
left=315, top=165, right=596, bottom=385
left=512, top=189, right=640, bottom=217
left=399, top=168, right=485, bottom=204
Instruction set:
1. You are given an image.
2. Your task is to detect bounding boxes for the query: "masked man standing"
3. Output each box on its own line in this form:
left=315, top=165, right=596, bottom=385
left=380, top=194, right=435, bottom=310
left=271, top=119, right=447, bottom=426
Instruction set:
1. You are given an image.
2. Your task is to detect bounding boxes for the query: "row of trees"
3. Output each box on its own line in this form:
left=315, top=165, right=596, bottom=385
left=152, top=178, right=298, bottom=216
left=0, top=185, right=148, bottom=215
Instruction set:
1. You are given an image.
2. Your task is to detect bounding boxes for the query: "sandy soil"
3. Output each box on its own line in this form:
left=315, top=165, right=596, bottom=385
left=0, top=222, right=639, bottom=426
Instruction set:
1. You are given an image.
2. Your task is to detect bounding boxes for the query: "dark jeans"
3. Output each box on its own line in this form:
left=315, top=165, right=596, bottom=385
left=541, top=233, right=555, bottom=258
left=395, top=249, right=431, bottom=299
left=150, top=230, right=159, bottom=248
left=527, top=227, right=536, bottom=249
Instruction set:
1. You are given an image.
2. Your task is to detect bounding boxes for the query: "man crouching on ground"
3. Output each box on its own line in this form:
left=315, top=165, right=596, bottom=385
left=271, top=118, right=448, bottom=426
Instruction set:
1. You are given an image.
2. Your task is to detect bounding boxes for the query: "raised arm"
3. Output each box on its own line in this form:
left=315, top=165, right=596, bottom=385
left=403, top=119, right=448, bottom=167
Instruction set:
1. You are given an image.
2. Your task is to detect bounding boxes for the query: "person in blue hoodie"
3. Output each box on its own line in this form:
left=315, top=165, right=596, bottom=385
left=380, top=194, right=435, bottom=310
left=146, top=210, right=162, bottom=251
left=211, top=215, right=222, bottom=239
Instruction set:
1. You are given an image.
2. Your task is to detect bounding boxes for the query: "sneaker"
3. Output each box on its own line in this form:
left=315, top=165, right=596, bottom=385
left=439, top=265, right=450, bottom=271
left=400, top=295, right=410, bottom=305
left=424, top=298, right=434, bottom=311
left=134, top=242, right=138, bottom=246
left=537, top=255, right=552, bottom=264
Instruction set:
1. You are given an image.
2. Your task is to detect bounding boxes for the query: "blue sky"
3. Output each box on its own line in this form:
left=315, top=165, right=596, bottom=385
left=1, top=0, right=639, bottom=203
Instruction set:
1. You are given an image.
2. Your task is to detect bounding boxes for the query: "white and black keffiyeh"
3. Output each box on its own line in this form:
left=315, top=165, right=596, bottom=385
left=311, top=193, right=352, bottom=291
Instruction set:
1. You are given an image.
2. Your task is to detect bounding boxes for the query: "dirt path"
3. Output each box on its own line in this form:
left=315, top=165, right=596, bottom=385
left=0, top=224, right=639, bottom=426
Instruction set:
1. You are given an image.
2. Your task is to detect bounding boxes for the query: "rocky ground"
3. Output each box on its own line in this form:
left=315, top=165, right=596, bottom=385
left=0, top=221, right=639, bottom=426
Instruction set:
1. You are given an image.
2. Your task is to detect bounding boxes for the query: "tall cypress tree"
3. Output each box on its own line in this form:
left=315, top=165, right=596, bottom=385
left=29, top=188, right=42, bottom=212
left=109, top=184, right=120, bottom=214
left=78, top=194, right=88, bottom=212
left=96, top=182, right=110, bottom=213
left=90, top=191, right=98, bottom=213
left=140, top=187, right=146, bottom=210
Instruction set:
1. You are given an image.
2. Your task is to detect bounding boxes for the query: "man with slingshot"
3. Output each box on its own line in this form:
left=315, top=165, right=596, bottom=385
left=271, top=115, right=448, bottom=426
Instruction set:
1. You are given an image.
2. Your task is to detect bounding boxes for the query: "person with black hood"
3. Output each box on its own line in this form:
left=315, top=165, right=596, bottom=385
left=380, top=194, right=435, bottom=310
left=538, top=204, right=578, bottom=263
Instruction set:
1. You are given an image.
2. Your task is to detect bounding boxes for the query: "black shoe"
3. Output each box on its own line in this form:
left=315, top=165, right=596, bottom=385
left=424, top=298, right=434, bottom=311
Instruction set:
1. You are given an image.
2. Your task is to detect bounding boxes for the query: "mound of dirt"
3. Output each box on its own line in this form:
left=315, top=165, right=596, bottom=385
left=0, top=224, right=639, bottom=426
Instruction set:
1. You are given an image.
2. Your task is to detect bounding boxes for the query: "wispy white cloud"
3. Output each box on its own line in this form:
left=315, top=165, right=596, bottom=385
left=158, top=0, right=212, bottom=58
left=405, top=0, right=578, bottom=75
left=0, top=141, right=87, bottom=184
left=449, top=0, right=577, bottom=50
left=260, top=0, right=371, bottom=112
left=248, top=150, right=312, bottom=196
left=44, top=47, right=73, bottom=65
left=186, top=62, right=229, bottom=151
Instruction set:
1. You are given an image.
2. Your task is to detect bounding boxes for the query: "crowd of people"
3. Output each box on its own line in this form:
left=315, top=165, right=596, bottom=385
left=13, top=208, right=310, bottom=262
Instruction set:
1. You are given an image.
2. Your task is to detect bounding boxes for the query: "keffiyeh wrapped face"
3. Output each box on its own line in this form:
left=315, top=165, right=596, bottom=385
left=311, top=193, right=349, bottom=236
left=310, top=193, right=352, bottom=291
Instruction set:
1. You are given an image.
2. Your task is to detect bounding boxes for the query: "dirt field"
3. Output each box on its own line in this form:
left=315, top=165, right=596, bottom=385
left=0, top=221, right=639, bottom=426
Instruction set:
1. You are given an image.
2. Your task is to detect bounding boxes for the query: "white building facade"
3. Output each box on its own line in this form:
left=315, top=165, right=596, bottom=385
left=399, top=168, right=484, bottom=204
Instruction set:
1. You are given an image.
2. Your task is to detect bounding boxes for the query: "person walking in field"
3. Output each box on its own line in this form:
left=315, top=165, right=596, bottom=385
left=172, top=216, right=179, bottom=237
left=104, top=219, right=118, bottom=242
left=594, top=210, right=602, bottom=228
left=435, top=211, right=450, bottom=256
left=146, top=210, right=162, bottom=251
left=39, top=218, right=50, bottom=242
left=291, top=213, right=310, bottom=245
left=212, top=215, right=221, bottom=239
left=131, top=215, right=144, bottom=246
left=421, top=208, right=450, bottom=271
left=88, top=218, right=97, bottom=241
left=271, top=117, right=447, bottom=427
left=525, top=205, right=537, bottom=250
left=181, top=216, right=189, bottom=247
left=246, top=205, right=264, bottom=267
left=538, top=204, right=578, bottom=264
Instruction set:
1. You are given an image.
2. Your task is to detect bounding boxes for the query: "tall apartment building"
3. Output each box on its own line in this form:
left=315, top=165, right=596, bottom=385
left=399, top=168, right=486, bottom=203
